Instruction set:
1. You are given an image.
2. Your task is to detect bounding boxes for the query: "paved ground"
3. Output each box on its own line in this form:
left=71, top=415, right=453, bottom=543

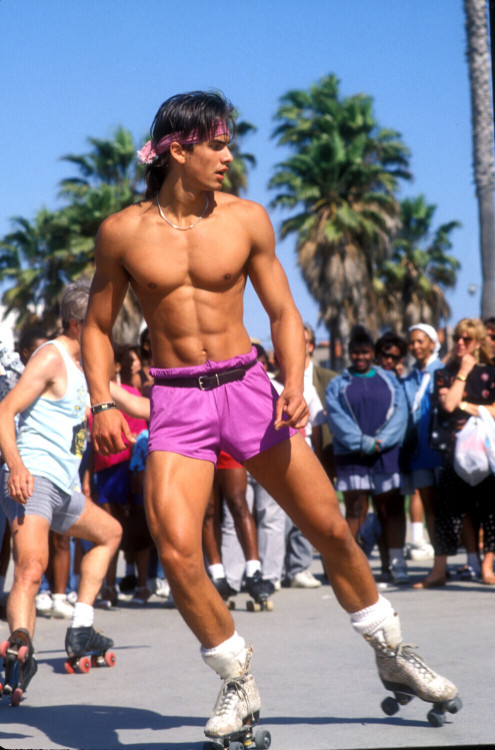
left=0, top=548, right=493, bottom=750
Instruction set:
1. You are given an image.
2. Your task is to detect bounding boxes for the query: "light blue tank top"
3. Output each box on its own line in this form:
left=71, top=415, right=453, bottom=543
left=15, top=340, right=88, bottom=494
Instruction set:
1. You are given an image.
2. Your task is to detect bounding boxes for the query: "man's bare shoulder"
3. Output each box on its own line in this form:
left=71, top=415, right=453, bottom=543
left=214, top=191, right=269, bottom=218
left=97, top=200, right=155, bottom=247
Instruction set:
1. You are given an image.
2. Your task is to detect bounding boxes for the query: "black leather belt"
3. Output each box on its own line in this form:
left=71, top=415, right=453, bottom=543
left=153, top=359, right=256, bottom=391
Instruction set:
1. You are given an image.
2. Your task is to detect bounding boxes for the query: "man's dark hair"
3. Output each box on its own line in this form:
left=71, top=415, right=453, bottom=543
left=17, top=328, right=47, bottom=355
left=483, top=316, right=495, bottom=329
left=145, top=91, right=236, bottom=198
left=348, top=325, right=374, bottom=354
left=374, top=330, right=408, bottom=358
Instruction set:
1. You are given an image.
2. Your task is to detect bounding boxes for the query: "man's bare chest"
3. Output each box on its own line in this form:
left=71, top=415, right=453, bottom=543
left=124, top=230, right=251, bottom=296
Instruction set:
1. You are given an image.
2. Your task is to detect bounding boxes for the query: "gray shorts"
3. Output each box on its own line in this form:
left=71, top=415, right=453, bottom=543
left=0, top=470, right=86, bottom=534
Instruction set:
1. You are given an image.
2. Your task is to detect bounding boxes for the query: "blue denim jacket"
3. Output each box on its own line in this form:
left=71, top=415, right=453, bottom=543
left=402, top=358, right=444, bottom=470
left=325, top=366, right=408, bottom=455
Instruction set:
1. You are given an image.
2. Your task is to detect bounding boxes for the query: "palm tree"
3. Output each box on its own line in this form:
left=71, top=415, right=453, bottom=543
left=464, top=0, right=495, bottom=317
left=269, top=74, right=411, bottom=365
left=375, top=195, right=460, bottom=333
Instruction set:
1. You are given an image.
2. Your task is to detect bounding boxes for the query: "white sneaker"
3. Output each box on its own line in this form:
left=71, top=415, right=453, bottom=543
left=406, top=542, right=435, bottom=561
left=51, top=595, right=75, bottom=619
left=148, top=577, right=170, bottom=599
left=290, top=570, right=322, bottom=588
left=35, top=591, right=53, bottom=616
left=390, top=558, right=410, bottom=585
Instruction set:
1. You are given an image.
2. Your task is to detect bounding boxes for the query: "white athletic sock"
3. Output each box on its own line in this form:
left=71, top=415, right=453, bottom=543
left=200, top=631, right=246, bottom=660
left=350, top=595, right=394, bottom=636
left=208, top=563, right=226, bottom=580
left=245, top=559, right=261, bottom=578
left=52, top=593, right=67, bottom=603
left=71, top=602, right=94, bottom=628
left=410, top=522, right=425, bottom=546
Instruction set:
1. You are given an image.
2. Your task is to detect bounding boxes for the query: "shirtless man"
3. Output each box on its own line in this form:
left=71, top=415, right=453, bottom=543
left=82, top=91, right=458, bottom=741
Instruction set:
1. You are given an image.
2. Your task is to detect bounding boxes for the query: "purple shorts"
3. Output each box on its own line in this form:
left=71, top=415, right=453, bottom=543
left=148, top=347, right=296, bottom=464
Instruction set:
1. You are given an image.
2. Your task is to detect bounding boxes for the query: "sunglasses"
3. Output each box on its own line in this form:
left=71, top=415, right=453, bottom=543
left=379, top=351, right=401, bottom=362
left=453, top=335, right=473, bottom=343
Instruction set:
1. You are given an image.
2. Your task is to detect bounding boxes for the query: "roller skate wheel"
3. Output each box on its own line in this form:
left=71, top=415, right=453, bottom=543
left=246, top=600, right=261, bottom=612
left=104, top=651, right=116, bottom=667
left=427, top=708, right=446, bottom=727
left=263, top=600, right=274, bottom=612
left=78, top=656, right=91, bottom=673
left=381, top=696, right=400, bottom=716
left=11, top=688, right=23, bottom=707
left=255, top=728, right=271, bottom=748
left=227, top=600, right=236, bottom=610
left=64, top=659, right=76, bottom=674
left=447, top=696, right=462, bottom=714
left=17, top=645, right=29, bottom=663
left=0, top=640, right=9, bottom=658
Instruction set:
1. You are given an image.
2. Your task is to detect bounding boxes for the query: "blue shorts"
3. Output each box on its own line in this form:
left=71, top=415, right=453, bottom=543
left=148, top=347, right=296, bottom=464
left=0, top=470, right=86, bottom=534
left=94, top=461, right=131, bottom=506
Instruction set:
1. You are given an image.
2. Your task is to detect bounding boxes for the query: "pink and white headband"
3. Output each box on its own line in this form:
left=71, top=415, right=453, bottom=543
left=137, top=120, right=229, bottom=164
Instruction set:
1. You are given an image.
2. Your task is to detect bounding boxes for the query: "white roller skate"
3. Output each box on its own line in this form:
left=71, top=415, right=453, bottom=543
left=202, top=636, right=270, bottom=748
left=363, top=608, right=461, bottom=726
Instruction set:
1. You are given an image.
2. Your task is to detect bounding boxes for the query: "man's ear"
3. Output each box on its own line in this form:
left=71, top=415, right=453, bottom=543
left=169, top=141, right=187, bottom=164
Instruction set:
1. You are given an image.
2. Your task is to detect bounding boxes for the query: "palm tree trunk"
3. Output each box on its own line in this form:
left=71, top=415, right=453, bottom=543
left=465, top=0, right=495, bottom=317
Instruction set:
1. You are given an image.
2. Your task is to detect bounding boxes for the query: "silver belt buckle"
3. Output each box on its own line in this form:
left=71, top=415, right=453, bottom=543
left=198, top=375, right=208, bottom=390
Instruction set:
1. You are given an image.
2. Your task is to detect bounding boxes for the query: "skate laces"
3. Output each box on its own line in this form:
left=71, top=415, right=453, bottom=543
left=395, top=643, right=438, bottom=679
left=213, top=676, right=253, bottom=719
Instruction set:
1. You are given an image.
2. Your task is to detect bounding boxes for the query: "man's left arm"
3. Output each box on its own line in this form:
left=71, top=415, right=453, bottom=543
left=246, top=203, right=308, bottom=430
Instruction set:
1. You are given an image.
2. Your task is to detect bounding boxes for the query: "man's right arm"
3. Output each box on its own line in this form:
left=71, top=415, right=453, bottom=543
left=0, top=346, right=60, bottom=502
left=82, top=216, right=135, bottom=455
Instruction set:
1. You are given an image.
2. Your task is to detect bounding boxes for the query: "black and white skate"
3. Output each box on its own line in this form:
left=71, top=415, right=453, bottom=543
left=64, top=625, right=116, bottom=674
left=0, top=627, right=38, bottom=706
left=245, top=571, right=274, bottom=612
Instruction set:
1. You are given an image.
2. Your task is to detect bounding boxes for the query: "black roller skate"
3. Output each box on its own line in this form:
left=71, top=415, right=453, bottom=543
left=0, top=628, right=38, bottom=706
left=212, top=577, right=237, bottom=610
left=65, top=625, right=116, bottom=674
left=245, top=571, right=274, bottom=612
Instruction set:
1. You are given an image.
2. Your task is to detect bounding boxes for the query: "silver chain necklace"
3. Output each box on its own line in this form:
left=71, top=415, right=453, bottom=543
left=155, top=192, right=209, bottom=231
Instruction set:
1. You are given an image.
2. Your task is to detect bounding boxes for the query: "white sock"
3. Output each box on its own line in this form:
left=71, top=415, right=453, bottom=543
left=410, top=522, right=425, bottom=546
left=71, top=602, right=94, bottom=628
left=200, top=631, right=245, bottom=660
left=52, top=593, right=67, bottom=603
left=245, top=559, right=261, bottom=578
left=350, top=595, right=394, bottom=637
left=208, top=563, right=226, bottom=580
left=389, top=547, right=405, bottom=563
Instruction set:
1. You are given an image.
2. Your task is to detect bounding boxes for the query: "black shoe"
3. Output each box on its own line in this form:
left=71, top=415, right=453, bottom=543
left=65, top=626, right=114, bottom=659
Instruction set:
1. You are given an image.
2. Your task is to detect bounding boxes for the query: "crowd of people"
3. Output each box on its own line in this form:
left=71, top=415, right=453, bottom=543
left=1, top=314, right=494, bottom=620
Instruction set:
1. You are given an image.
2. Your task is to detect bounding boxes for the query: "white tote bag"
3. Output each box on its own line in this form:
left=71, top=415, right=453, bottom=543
left=478, top=405, right=495, bottom=474
left=453, top=416, right=490, bottom=486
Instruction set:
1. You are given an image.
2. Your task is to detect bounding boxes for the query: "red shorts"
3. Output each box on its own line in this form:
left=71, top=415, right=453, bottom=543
left=148, top=347, right=296, bottom=465
left=217, top=451, right=243, bottom=470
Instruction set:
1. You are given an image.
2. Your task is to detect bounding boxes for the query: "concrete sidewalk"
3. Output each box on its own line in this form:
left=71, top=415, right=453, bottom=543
left=0, top=549, right=492, bottom=750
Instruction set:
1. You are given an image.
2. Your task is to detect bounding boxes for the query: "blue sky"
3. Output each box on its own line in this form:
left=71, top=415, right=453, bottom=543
left=0, top=0, right=483, bottom=347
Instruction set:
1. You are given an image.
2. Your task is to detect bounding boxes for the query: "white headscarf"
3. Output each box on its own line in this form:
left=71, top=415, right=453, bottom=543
left=408, top=323, right=441, bottom=412
left=408, top=323, right=441, bottom=361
